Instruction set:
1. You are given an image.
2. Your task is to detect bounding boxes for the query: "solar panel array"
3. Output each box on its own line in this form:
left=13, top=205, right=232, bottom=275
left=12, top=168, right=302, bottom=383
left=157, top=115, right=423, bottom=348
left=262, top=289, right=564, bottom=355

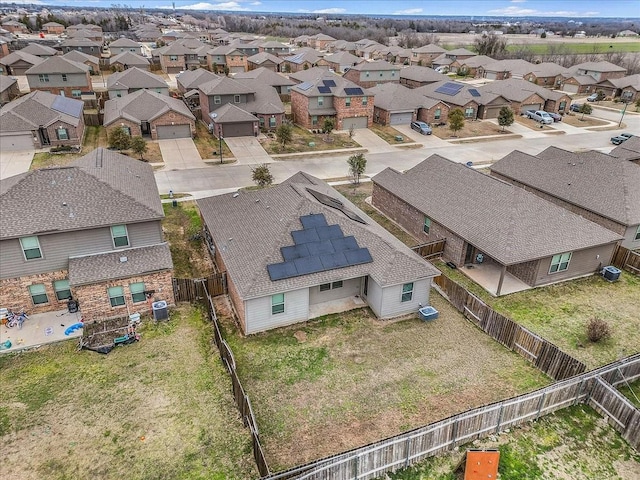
left=323, top=79, right=337, bottom=87
left=469, top=88, right=481, bottom=97
left=267, top=213, right=373, bottom=281
left=51, top=95, right=83, bottom=118
left=344, top=87, right=364, bottom=95
left=317, top=86, right=331, bottom=94
left=297, top=82, right=314, bottom=91
left=434, top=82, right=464, bottom=96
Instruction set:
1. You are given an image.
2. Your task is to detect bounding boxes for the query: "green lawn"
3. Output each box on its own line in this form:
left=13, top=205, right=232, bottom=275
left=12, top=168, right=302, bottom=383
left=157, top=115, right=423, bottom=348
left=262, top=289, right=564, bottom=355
left=506, top=42, right=640, bottom=54
left=0, top=306, right=257, bottom=480
left=618, top=379, right=640, bottom=409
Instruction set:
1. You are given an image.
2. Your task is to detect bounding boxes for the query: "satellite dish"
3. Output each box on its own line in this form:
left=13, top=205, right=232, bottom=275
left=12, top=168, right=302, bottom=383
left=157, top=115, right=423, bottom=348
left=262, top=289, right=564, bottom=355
left=210, top=112, right=218, bottom=119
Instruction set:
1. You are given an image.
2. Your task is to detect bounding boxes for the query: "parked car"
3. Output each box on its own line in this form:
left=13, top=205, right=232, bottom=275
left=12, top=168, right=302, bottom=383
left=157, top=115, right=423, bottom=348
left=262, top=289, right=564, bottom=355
left=547, top=112, right=562, bottom=122
left=611, top=133, right=634, bottom=145
left=586, top=93, right=599, bottom=102
left=411, top=121, right=432, bottom=135
left=570, top=103, right=583, bottom=112
left=525, top=110, right=554, bottom=124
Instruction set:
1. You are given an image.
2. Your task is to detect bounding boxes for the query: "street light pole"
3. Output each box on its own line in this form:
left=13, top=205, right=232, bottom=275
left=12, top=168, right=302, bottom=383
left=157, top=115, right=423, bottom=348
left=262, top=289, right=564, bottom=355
left=619, top=101, right=628, bottom=128
left=219, top=133, right=223, bottom=164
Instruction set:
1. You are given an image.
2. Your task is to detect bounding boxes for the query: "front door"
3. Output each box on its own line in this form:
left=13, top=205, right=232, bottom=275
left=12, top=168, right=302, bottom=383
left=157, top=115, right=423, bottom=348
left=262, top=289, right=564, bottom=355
left=38, top=127, right=51, bottom=146
left=141, top=122, right=151, bottom=136
left=362, top=276, right=368, bottom=297
left=465, top=243, right=475, bottom=264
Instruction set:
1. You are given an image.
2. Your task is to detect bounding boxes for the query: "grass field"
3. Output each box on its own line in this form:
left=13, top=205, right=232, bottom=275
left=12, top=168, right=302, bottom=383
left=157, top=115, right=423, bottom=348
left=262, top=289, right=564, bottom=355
left=369, top=123, right=413, bottom=144
left=506, top=42, right=640, bottom=54
left=0, top=306, right=258, bottom=480
left=218, top=293, right=549, bottom=471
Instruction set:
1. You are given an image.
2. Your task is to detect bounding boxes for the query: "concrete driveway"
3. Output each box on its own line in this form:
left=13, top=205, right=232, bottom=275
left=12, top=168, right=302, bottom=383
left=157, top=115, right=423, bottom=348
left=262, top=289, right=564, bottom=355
left=393, top=124, right=451, bottom=147
left=224, top=136, right=273, bottom=165
left=0, top=150, right=35, bottom=179
left=343, top=128, right=393, bottom=153
left=157, top=138, right=207, bottom=170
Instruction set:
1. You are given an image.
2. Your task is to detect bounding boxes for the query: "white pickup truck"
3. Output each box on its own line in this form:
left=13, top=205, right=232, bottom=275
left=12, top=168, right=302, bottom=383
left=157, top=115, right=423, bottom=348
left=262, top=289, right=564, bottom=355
left=525, top=110, right=553, bottom=124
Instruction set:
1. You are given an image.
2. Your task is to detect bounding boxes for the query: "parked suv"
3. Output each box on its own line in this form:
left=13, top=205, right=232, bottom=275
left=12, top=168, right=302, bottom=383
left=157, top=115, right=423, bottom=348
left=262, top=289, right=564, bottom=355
left=586, top=93, right=599, bottom=102
left=525, top=110, right=554, bottom=124
left=611, top=133, right=634, bottom=145
left=410, top=121, right=432, bottom=135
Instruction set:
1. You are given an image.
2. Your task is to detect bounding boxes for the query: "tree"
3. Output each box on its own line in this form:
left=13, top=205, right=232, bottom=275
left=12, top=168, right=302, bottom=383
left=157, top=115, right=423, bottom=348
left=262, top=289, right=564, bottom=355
left=108, top=127, right=131, bottom=150
left=347, top=153, right=366, bottom=185
left=251, top=163, right=273, bottom=187
left=129, top=136, right=148, bottom=160
left=579, top=103, right=592, bottom=120
left=448, top=108, right=465, bottom=137
left=595, top=89, right=606, bottom=101
left=473, top=34, right=507, bottom=58
left=540, top=31, right=547, bottom=39
left=497, top=107, right=514, bottom=132
left=275, top=123, right=292, bottom=147
left=322, top=118, right=335, bottom=134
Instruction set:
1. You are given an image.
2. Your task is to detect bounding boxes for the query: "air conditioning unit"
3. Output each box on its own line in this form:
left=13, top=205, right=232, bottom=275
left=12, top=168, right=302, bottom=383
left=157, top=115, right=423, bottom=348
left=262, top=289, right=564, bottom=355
left=601, top=266, right=621, bottom=282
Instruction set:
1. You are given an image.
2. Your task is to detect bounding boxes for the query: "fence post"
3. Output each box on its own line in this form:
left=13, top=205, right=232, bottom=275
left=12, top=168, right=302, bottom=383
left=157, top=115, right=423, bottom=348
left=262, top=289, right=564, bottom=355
left=451, top=419, right=458, bottom=447
left=536, top=392, right=546, bottom=419
left=405, top=437, right=412, bottom=467
left=495, top=403, right=504, bottom=434
left=574, top=379, right=584, bottom=406
left=353, top=454, right=359, bottom=480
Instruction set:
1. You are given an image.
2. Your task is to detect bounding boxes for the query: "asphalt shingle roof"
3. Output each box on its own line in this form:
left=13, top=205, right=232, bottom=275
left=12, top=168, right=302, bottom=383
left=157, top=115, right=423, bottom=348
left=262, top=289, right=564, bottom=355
left=348, top=60, right=399, bottom=72
left=399, top=65, right=449, bottom=83
left=25, top=56, right=89, bottom=74
left=197, top=172, right=439, bottom=300
left=0, top=50, right=44, bottom=67
left=234, top=67, right=294, bottom=87
left=62, top=50, right=100, bottom=64
left=247, top=51, right=283, bottom=65
left=109, top=51, right=150, bottom=67
left=0, top=75, right=17, bottom=92
left=367, top=83, right=443, bottom=111
left=374, top=155, right=621, bottom=265
left=0, top=90, right=83, bottom=131
left=107, top=67, right=167, bottom=90
left=478, top=78, right=566, bottom=102
left=176, top=67, right=219, bottom=90
left=212, top=102, right=259, bottom=122
left=610, top=136, right=640, bottom=161
left=20, top=42, right=58, bottom=56
left=109, top=37, right=141, bottom=48
left=103, top=89, right=194, bottom=125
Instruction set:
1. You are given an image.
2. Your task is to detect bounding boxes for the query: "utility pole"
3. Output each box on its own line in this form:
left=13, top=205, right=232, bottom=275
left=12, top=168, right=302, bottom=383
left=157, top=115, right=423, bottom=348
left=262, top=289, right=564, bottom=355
left=619, top=101, right=628, bottom=128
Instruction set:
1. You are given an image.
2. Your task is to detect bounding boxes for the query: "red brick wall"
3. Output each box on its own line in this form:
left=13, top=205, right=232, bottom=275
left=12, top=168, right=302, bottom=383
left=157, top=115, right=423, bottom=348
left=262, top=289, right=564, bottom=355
left=211, top=233, right=246, bottom=331
left=291, top=91, right=312, bottom=128
left=507, top=259, right=538, bottom=285
left=1, top=270, right=71, bottom=314
left=334, top=95, right=374, bottom=129
left=417, top=102, right=450, bottom=124
left=160, top=55, right=186, bottom=73
left=106, top=119, right=142, bottom=138
left=45, top=117, right=85, bottom=148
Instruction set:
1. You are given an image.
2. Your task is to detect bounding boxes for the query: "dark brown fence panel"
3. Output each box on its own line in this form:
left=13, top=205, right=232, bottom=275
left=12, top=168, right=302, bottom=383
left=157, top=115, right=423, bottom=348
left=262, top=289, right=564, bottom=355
left=411, top=240, right=446, bottom=259
left=610, top=245, right=640, bottom=275
left=173, top=273, right=227, bottom=302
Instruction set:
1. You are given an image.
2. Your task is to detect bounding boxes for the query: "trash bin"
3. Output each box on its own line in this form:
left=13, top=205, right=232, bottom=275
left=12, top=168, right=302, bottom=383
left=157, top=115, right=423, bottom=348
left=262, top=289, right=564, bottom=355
left=152, top=300, right=169, bottom=321
left=67, top=298, right=79, bottom=313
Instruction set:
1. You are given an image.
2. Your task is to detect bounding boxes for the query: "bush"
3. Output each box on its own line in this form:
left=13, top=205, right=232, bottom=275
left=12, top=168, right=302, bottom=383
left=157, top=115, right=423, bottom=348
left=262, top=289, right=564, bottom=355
left=586, top=317, right=611, bottom=343
left=50, top=145, right=74, bottom=153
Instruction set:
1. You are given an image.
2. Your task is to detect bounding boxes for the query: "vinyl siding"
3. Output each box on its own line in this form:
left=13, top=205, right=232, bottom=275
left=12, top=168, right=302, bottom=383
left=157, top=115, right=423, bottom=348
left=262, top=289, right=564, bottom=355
left=379, top=278, right=431, bottom=319
left=534, top=243, right=617, bottom=286
left=0, top=221, right=163, bottom=279
left=244, top=287, right=309, bottom=334
left=27, top=72, right=89, bottom=89
left=364, top=276, right=384, bottom=318
left=309, top=277, right=361, bottom=305
left=622, top=224, right=640, bottom=250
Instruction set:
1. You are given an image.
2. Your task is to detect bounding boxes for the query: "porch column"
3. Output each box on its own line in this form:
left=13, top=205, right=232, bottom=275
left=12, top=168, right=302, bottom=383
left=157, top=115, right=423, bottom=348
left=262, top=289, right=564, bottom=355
left=496, top=264, right=507, bottom=296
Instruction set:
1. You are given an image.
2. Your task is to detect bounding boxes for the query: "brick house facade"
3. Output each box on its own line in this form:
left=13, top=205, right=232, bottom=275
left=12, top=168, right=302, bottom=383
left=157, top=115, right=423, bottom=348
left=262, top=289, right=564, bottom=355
left=417, top=101, right=450, bottom=124
left=291, top=88, right=373, bottom=130
left=106, top=110, right=195, bottom=140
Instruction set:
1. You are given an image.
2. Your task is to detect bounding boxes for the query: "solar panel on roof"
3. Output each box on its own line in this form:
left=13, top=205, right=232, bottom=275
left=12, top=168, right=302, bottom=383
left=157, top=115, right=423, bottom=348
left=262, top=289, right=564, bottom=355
left=281, top=243, right=309, bottom=261
left=316, top=224, right=343, bottom=240
left=345, top=248, right=373, bottom=265
left=292, top=228, right=320, bottom=244
left=323, top=79, right=336, bottom=87
left=300, top=214, right=328, bottom=229
left=319, top=252, right=349, bottom=269
left=267, top=262, right=298, bottom=281
left=293, top=256, right=324, bottom=275
left=434, top=82, right=464, bottom=96
left=331, top=236, right=358, bottom=252
left=469, top=88, right=481, bottom=97
left=306, top=188, right=367, bottom=225
left=317, top=86, right=331, bottom=94
left=51, top=95, right=83, bottom=118
left=344, top=87, right=364, bottom=95
left=305, top=240, right=335, bottom=256
left=297, top=81, right=313, bottom=91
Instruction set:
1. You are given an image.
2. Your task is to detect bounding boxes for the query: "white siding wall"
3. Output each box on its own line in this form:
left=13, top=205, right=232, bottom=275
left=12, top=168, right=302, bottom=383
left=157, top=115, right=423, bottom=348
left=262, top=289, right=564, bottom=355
left=622, top=224, right=640, bottom=250
left=309, top=277, right=360, bottom=305
left=379, top=278, right=432, bottom=319
left=244, top=287, right=309, bottom=334
left=364, top=276, right=384, bottom=318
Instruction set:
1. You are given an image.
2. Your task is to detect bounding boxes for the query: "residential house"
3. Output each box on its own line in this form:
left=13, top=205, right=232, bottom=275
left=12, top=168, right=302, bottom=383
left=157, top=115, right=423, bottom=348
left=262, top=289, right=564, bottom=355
left=0, top=38, right=9, bottom=60
left=0, top=75, right=20, bottom=105
left=106, top=67, right=169, bottom=99
left=109, top=51, right=150, bottom=72
left=610, top=136, right=640, bottom=165
left=0, top=50, right=43, bottom=76
left=292, top=35, right=310, bottom=47
left=199, top=75, right=285, bottom=136
left=317, top=51, right=361, bottom=73
left=559, top=61, right=627, bottom=94
left=229, top=38, right=261, bottom=59
left=288, top=66, right=335, bottom=84
left=520, top=62, right=566, bottom=88
left=42, top=22, right=65, bottom=35
left=354, top=39, right=383, bottom=58
left=373, top=155, right=621, bottom=296
left=247, top=52, right=283, bottom=72
left=157, top=43, right=190, bottom=73
left=234, top=67, right=295, bottom=98
left=66, top=25, right=103, bottom=42
left=558, top=73, right=599, bottom=94
left=290, top=72, right=374, bottom=130
left=0, top=148, right=174, bottom=320
left=1, top=20, right=28, bottom=34
left=491, top=147, right=640, bottom=250
left=478, top=78, right=571, bottom=115
left=62, top=50, right=100, bottom=75
left=343, top=60, right=400, bottom=88
left=25, top=56, right=92, bottom=98
left=259, top=40, right=290, bottom=56
left=327, top=39, right=357, bottom=54
left=20, top=43, right=59, bottom=58
left=409, top=44, right=446, bottom=66
left=452, top=55, right=495, bottom=78
left=176, top=67, right=219, bottom=93
left=134, top=26, right=162, bottom=43
left=207, top=44, right=246, bottom=74
left=399, top=65, right=449, bottom=88
left=197, top=172, right=440, bottom=334
left=479, top=59, right=536, bottom=80
left=368, top=82, right=450, bottom=125
left=430, top=47, right=476, bottom=71
left=108, top=37, right=143, bottom=55
left=415, top=80, right=487, bottom=120
left=282, top=48, right=321, bottom=73
left=618, top=30, right=638, bottom=37
left=60, top=38, right=103, bottom=58
left=597, top=74, right=640, bottom=103
left=103, top=89, right=195, bottom=139
left=308, top=33, right=336, bottom=50
left=0, top=90, right=84, bottom=150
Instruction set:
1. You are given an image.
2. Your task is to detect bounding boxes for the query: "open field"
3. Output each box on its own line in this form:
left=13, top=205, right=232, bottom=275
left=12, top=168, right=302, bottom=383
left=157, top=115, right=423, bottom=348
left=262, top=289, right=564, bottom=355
left=0, top=305, right=258, bottom=480
left=218, top=293, right=550, bottom=471
left=506, top=42, right=640, bottom=55
left=387, top=405, right=640, bottom=480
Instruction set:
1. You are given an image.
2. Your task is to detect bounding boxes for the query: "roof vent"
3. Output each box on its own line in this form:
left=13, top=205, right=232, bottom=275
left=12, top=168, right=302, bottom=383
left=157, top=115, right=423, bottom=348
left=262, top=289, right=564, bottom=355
left=120, top=256, right=128, bottom=263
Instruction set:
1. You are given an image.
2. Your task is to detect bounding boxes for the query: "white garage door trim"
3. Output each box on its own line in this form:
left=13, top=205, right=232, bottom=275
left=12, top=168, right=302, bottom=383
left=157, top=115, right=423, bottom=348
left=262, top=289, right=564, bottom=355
left=389, top=112, right=413, bottom=125
left=1, top=133, right=35, bottom=151
left=342, top=117, right=368, bottom=129
left=156, top=124, right=191, bottom=139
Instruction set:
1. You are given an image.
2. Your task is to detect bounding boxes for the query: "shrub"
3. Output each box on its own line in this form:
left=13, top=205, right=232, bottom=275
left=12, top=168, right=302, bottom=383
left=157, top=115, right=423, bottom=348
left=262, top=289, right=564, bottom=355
left=51, top=145, right=74, bottom=153
left=586, top=317, right=611, bottom=343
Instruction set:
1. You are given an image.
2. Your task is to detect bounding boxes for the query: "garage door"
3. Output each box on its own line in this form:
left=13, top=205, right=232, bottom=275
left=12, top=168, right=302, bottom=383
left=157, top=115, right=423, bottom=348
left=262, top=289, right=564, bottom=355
left=166, top=66, right=182, bottom=74
left=1, top=133, right=34, bottom=151
left=389, top=112, right=413, bottom=125
left=342, top=117, right=368, bottom=130
left=222, top=122, right=254, bottom=137
left=562, top=84, right=579, bottom=94
left=521, top=103, right=541, bottom=113
left=156, top=124, right=191, bottom=139
left=483, top=106, right=502, bottom=119
left=484, top=71, right=498, bottom=80
left=230, top=66, right=245, bottom=74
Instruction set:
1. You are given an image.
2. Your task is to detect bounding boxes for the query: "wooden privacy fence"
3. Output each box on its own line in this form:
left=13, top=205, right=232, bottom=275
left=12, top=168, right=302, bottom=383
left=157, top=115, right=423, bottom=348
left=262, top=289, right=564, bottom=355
left=173, top=273, right=227, bottom=302
left=433, top=275, right=586, bottom=380
left=411, top=239, right=446, bottom=259
left=610, top=245, right=640, bottom=275
left=262, top=354, right=640, bottom=480
left=200, top=282, right=270, bottom=477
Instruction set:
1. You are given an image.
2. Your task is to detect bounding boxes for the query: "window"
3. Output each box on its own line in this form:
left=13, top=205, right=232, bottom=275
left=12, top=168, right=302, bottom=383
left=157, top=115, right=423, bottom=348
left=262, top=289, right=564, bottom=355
left=379, top=72, right=384, bottom=77
left=259, top=117, right=265, bottom=127
left=319, top=283, right=331, bottom=292
left=549, top=252, right=572, bottom=273
left=317, top=96, right=324, bottom=106
left=20, top=236, right=42, bottom=260
left=635, top=225, right=640, bottom=241
left=269, top=116, right=276, bottom=128
left=434, top=108, right=441, bottom=120
left=61, top=74, right=67, bottom=82
left=29, top=284, right=49, bottom=305
left=423, top=216, right=431, bottom=234
left=345, top=97, right=351, bottom=107
left=465, top=107, right=475, bottom=118
left=391, top=71, right=396, bottom=76
left=412, top=52, right=417, bottom=57
left=54, top=280, right=71, bottom=301
left=362, top=97, right=368, bottom=106
left=311, top=115, right=318, bottom=125
left=39, top=74, right=49, bottom=83
left=559, top=101, right=566, bottom=112
left=169, top=55, right=178, bottom=61
left=234, top=94, right=240, bottom=103
left=213, top=95, right=221, bottom=104
left=121, top=126, right=131, bottom=136
left=365, top=71, right=370, bottom=77
left=401, top=282, right=414, bottom=302
left=108, top=286, right=126, bottom=307
left=130, top=282, right=146, bottom=303
left=332, top=281, right=343, bottom=289
left=155, top=89, right=162, bottom=94
left=71, top=90, right=81, bottom=98
left=110, top=225, right=129, bottom=248
left=271, top=293, right=284, bottom=315
left=57, top=128, right=69, bottom=140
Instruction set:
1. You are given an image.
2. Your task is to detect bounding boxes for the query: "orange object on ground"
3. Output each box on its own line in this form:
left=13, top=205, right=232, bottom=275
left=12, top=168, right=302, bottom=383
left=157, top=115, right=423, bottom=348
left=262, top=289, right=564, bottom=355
left=464, top=449, right=500, bottom=480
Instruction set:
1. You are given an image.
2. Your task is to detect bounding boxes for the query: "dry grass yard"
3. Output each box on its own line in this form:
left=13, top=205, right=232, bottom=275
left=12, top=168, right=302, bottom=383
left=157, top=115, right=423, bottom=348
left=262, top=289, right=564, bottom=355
left=218, top=293, right=550, bottom=471
left=261, top=125, right=361, bottom=154
left=561, top=114, right=610, bottom=128
left=0, top=305, right=258, bottom=480
left=514, top=115, right=555, bottom=131
left=431, top=120, right=509, bottom=139
left=369, top=123, right=413, bottom=144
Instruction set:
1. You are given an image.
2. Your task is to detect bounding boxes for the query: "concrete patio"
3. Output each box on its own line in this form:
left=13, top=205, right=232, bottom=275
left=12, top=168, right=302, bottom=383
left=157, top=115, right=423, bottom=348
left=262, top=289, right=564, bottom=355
left=458, top=262, right=531, bottom=296
left=309, top=295, right=367, bottom=319
left=0, top=309, right=83, bottom=354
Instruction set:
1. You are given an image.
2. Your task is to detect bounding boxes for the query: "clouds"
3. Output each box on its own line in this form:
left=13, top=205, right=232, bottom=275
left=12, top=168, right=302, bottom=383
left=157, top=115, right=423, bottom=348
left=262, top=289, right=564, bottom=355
left=393, top=8, right=424, bottom=15
left=299, top=8, right=348, bottom=14
left=178, top=1, right=251, bottom=10
left=487, top=6, right=600, bottom=16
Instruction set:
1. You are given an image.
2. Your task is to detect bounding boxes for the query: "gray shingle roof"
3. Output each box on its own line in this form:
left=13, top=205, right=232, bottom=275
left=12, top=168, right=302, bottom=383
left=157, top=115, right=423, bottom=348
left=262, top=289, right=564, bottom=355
left=212, top=102, right=259, bottom=122
left=197, top=172, right=439, bottom=299
left=62, top=50, right=100, bottom=64
left=458, top=55, right=495, bottom=68
left=367, top=83, right=443, bottom=112
left=0, top=50, right=44, bottom=67
left=416, top=80, right=502, bottom=107
left=25, top=56, right=89, bottom=75
left=0, top=75, right=17, bottom=93
left=607, top=73, right=640, bottom=89
left=109, top=37, right=141, bottom=48
left=109, top=51, right=150, bottom=67
left=68, top=243, right=173, bottom=286
left=247, top=51, right=283, bottom=65
left=492, top=147, right=640, bottom=226
left=292, top=73, right=371, bottom=99
left=176, top=67, right=219, bottom=90
left=374, top=155, right=621, bottom=265
left=199, top=75, right=254, bottom=96
left=104, top=89, right=194, bottom=125
left=283, top=48, right=321, bottom=64
left=107, top=67, right=168, bottom=90
left=323, top=51, right=361, bottom=65
left=478, top=78, right=565, bottom=102
left=234, top=67, right=294, bottom=87
left=348, top=60, right=399, bottom=72
left=0, top=90, right=83, bottom=131
left=610, top=136, right=640, bottom=161
left=20, top=42, right=59, bottom=56
left=0, top=148, right=164, bottom=239
left=399, top=65, right=449, bottom=83
left=411, top=44, right=446, bottom=54
left=482, top=59, right=536, bottom=74
left=573, top=61, right=627, bottom=73
left=60, top=38, right=102, bottom=48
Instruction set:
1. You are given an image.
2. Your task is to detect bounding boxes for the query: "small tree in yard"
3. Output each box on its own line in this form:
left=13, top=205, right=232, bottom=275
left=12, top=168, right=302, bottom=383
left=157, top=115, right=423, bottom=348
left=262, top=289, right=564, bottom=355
left=579, top=103, right=592, bottom=120
left=595, top=89, right=606, bottom=102
left=129, top=136, right=147, bottom=160
left=448, top=108, right=465, bottom=137
left=108, top=127, right=131, bottom=151
left=251, top=163, right=273, bottom=187
left=587, top=317, right=611, bottom=343
left=322, top=118, right=335, bottom=135
left=276, top=123, right=293, bottom=147
left=347, top=153, right=366, bottom=185
left=498, top=106, right=514, bottom=132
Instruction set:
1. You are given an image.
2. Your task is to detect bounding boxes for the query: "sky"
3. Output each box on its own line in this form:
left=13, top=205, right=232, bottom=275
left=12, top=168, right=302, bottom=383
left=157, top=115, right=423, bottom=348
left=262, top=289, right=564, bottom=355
left=2, top=0, right=639, bottom=18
